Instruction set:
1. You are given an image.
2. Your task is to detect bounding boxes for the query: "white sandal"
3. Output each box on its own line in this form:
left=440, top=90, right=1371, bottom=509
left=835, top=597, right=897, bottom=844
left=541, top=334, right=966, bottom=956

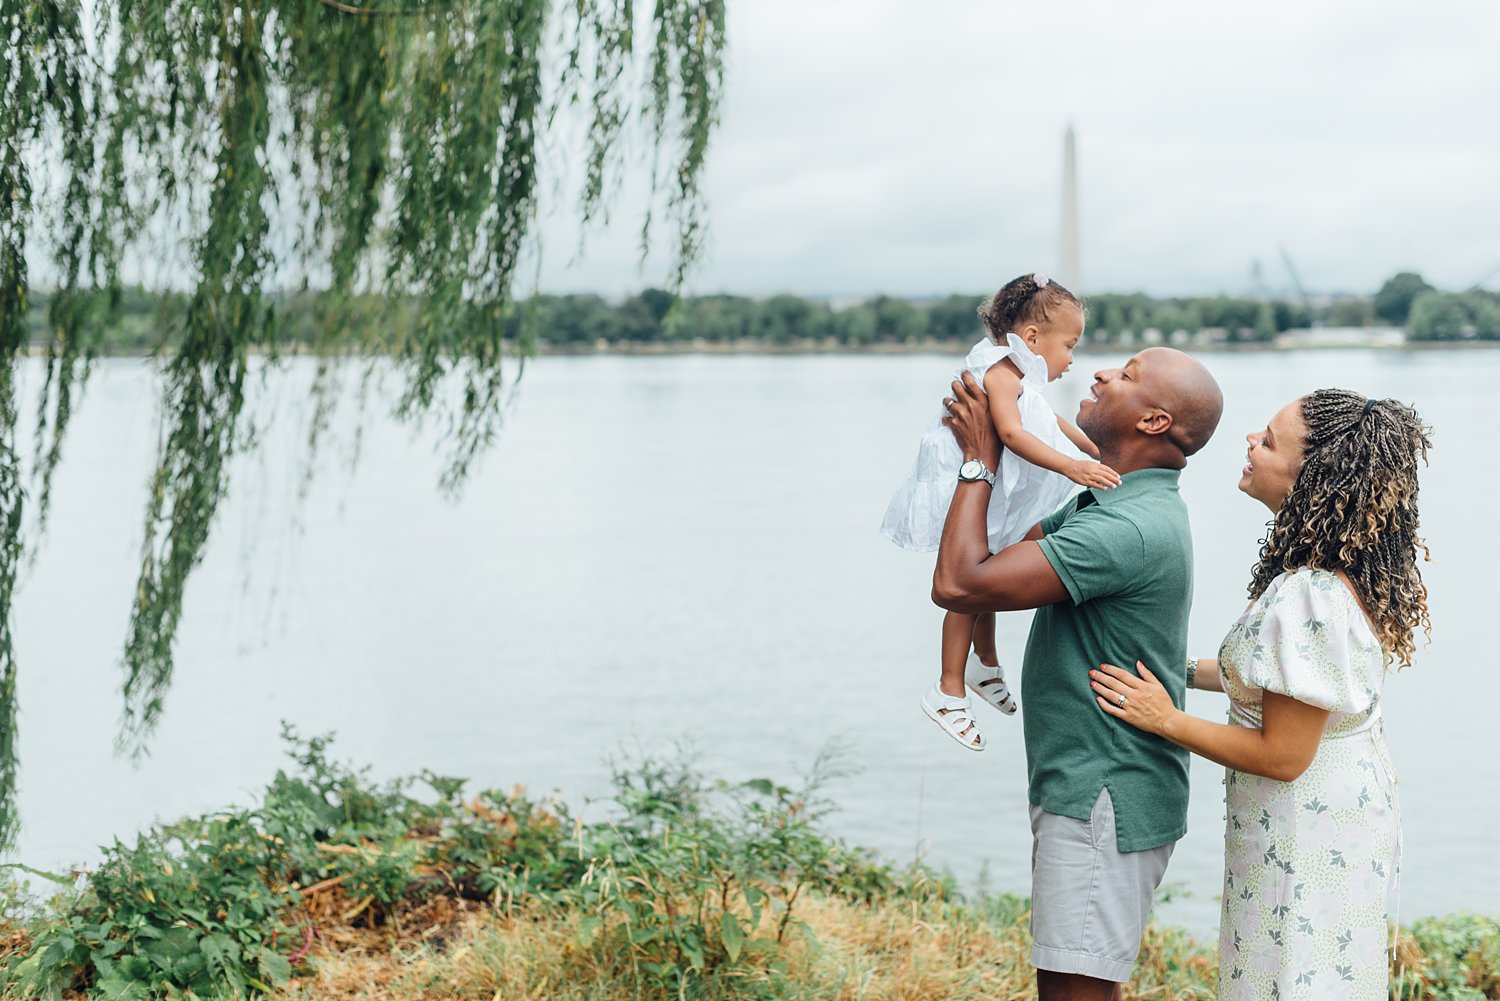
left=965, top=653, right=1017, bottom=715
left=921, top=683, right=986, bottom=751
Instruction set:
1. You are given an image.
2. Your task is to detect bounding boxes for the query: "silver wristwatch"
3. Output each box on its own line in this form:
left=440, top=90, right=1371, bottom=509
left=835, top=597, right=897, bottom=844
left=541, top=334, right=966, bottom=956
left=957, top=458, right=996, bottom=486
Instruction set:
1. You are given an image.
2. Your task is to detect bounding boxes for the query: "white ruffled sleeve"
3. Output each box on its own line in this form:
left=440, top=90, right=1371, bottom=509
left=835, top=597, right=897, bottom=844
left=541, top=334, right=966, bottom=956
left=1002, top=332, right=1050, bottom=387
left=960, top=334, right=1050, bottom=388
left=1240, top=569, right=1375, bottom=714
left=961, top=337, right=1007, bottom=383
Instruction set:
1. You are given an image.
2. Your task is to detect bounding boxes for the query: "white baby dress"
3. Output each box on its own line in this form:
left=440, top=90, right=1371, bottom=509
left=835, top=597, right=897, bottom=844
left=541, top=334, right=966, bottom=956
left=881, top=334, right=1085, bottom=554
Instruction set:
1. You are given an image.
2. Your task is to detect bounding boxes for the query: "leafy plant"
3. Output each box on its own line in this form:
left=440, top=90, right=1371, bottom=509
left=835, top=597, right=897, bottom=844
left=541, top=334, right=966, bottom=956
left=4, top=730, right=1491, bottom=1000
left=11, top=814, right=298, bottom=998
left=1395, top=914, right=1500, bottom=1000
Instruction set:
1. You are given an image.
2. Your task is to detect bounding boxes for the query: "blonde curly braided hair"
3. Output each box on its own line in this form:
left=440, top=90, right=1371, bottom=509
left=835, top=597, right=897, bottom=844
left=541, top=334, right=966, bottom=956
left=1248, top=389, right=1433, bottom=669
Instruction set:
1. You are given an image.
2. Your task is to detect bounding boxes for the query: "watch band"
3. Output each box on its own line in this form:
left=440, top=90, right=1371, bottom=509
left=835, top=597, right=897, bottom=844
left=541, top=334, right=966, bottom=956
left=958, top=459, right=996, bottom=486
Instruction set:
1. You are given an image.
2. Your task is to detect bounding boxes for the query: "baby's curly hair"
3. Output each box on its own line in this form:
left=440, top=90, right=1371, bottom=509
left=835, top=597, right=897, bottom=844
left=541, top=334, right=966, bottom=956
left=1248, top=389, right=1433, bottom=668
left=978, top=274, right=1083, bottom=343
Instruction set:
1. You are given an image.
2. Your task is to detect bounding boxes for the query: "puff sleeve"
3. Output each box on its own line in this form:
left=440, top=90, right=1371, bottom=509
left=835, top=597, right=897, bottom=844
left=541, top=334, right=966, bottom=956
left=1239, top=569, right=1379, bottom=715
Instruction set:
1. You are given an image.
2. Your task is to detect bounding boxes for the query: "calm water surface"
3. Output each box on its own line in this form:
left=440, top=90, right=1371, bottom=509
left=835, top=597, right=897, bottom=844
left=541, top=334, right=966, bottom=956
left=8, top=349, right=1496, bottom=932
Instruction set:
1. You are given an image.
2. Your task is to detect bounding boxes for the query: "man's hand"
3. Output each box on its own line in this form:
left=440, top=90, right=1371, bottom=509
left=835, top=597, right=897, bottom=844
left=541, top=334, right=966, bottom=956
left=931, top=370, right=1070, bottom=615
left=942, top=371, right=1001, bottom=470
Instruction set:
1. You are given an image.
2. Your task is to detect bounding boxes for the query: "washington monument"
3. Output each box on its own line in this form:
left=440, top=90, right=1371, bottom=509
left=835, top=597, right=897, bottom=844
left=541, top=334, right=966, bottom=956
left=1060, top=124, right=1080, bottom=292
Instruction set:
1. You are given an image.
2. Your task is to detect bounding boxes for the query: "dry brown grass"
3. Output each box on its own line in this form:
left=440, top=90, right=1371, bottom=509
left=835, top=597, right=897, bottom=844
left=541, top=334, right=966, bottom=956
left=272, top=891, right=1218, bottom=1001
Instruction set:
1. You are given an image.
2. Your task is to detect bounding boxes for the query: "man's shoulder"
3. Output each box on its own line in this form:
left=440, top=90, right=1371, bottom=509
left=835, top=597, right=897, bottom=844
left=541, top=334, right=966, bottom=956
left=1038, top=479, right=1194, bottom=601
left=1053, top=497, right=1147, bottom=543
left=1037, top=502, right=1147, bottom=603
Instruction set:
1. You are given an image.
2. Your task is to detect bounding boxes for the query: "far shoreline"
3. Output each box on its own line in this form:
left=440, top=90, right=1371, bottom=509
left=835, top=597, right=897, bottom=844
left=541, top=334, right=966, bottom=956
left=26, top=337, right=1500, bottom=361
left=534, top=337, right=1500, bottom=358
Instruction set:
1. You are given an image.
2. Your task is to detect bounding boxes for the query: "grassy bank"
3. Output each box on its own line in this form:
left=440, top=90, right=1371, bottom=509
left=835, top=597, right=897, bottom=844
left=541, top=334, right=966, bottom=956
left=1, top=731, right=1495, bottom=1000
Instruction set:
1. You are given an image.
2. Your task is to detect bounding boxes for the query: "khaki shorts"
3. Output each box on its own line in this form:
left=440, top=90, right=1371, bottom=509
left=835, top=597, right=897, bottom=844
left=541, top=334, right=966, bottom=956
left=1028, top=787, right=1175, bottom=983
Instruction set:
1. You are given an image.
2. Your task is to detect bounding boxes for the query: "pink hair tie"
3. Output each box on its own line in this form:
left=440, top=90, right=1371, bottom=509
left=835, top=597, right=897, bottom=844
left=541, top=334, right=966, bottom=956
left=1032, top=273, right=1050, bottom=288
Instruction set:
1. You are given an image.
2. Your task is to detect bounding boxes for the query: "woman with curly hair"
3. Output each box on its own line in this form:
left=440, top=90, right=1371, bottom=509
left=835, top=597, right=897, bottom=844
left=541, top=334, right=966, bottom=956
left=1086, top=389, right=1431, bottom=1001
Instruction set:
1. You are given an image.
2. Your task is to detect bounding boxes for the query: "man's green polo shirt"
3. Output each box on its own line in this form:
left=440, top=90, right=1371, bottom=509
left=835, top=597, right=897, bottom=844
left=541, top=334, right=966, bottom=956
left=1026, top=466, right=1192, bottom=853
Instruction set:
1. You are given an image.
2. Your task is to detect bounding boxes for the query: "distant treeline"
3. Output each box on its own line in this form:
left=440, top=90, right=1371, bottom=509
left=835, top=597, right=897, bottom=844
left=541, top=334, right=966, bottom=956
left=23, top=272, right=1500, bottom=354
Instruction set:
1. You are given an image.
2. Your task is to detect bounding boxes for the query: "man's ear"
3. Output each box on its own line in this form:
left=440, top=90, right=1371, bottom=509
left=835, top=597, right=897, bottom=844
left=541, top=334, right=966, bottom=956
left=1137, top=408, right=1174, bottom=437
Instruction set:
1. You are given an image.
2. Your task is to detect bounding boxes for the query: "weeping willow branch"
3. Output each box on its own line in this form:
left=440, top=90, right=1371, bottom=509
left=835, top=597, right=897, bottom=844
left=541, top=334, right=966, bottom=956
left=31, top=1, right=117, bottom=542
left=1, top=0, right=44, bottom=849
left=0, top=0, right=728, bottom=842
left=119, top=1, right=269, bottom=751
left=0, top=409, right=18, bottom=850
left=313, top=0, right=425, bottom=14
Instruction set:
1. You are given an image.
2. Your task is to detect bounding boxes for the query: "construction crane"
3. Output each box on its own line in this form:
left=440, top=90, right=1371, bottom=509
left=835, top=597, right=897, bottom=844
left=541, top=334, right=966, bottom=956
left=1468, top=259, right=1500, bottom=292
left=1279, top=246, right=1319, bottom=327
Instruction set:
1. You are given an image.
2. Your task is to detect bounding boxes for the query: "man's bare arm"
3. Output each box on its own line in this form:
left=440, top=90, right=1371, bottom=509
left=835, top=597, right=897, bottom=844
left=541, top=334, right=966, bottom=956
left=933, top=537, right=1070, bottom=613
left=932, top=371, right=1069, bottom=613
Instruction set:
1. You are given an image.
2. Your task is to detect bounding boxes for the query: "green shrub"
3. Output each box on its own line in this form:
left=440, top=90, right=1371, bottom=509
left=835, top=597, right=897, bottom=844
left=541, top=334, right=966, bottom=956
left=9, top=813, right=297, bottom=998
left=1396, top=913, right=1500, bottom=1000
left=1, top=731, right=914, bottom=998
left=3, top=730, right=1493, bottom=1000
left=562, top=746, right=910, bottom=991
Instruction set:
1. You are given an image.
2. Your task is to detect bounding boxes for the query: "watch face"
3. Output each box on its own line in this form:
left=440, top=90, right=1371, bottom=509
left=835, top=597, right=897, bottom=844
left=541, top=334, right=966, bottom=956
left=959, top=460, right=982, bottom=479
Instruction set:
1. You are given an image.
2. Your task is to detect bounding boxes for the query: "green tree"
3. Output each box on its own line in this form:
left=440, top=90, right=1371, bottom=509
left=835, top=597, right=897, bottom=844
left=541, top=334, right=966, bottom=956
left=926, top=294, right=984, bottom=342
left=834, top=303, right=879, bottom=345
left=616, top=295, right=665, bottom=342
left=674, top=295, right=752, bottom=342
left=0, top=0, right=727, bottom=847
left=751, top=294, right=816, bottom=345
left=1090, top=292, right=1162, bottom=343
left=1273, top=301, right=1311, bottom=331
left=1192, top=297, right=1262, bottom=333
left=797, top=300, right=837, bottom=342
left=1149, top=301, right=1196, bottom=336
left=537, top=295, right=617, bottom=346
left=1373, top=272, right=1435, bottom=326
left=1468, top=292, right=1500, bottom=339
left=1328, top=298, right=1375, bottom=328
left=1410, top=290, right=1500, bottom=340
left=1091, top=297, right=1128, bottom=343
left=870, top=296, right=927, bottom=342
left=1407, top=292, right=1472, bottom=341
left=638, top=288, right=677, bottom=327
left=1253, top=301, right=1277, bottom=341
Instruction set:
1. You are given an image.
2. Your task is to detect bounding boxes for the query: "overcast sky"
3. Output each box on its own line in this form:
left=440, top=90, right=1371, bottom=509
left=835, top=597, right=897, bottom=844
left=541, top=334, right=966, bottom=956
left=534, top=0, right=1500, bottom=299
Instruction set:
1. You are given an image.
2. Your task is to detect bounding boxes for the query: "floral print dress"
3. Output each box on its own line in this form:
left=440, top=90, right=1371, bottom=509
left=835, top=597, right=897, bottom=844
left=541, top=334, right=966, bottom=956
left=1216, top=568, right=1399, bottom=1001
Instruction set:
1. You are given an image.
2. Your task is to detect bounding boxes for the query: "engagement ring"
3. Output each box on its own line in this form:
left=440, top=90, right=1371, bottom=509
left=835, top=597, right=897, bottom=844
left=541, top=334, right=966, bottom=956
left=1117, top=694, right=1127, bottom=707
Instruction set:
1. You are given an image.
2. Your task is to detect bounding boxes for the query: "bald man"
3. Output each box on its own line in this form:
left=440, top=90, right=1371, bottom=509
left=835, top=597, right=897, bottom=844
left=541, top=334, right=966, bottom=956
left=932, top=348, right=1224, bottom=1001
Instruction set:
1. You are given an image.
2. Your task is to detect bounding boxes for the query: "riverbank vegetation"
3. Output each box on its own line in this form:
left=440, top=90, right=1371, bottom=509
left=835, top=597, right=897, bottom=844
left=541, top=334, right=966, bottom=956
left=0, top=732, right=1494, bottom=1000
left=24, top=273, right=1500, bottom=359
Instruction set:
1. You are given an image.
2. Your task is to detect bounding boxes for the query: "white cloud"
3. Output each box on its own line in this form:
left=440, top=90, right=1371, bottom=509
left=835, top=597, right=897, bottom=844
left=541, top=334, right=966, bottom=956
left=535, top=0, right=1500, bottom=298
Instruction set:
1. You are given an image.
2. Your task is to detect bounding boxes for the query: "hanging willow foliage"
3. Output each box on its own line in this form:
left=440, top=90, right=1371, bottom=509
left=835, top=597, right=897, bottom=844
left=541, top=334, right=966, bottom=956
left=0, top=0, right=727, bottom=846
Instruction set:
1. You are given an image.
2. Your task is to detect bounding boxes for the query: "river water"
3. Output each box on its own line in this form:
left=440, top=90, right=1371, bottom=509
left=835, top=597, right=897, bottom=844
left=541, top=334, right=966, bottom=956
left=6, top=348, right=1496, bottom=933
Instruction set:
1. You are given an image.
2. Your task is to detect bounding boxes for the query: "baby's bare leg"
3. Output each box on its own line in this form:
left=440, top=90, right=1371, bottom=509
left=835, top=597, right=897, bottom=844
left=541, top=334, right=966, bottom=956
left=940, top=610, right=975, bottom=698
left=970, top=611, right=999, bottom=667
